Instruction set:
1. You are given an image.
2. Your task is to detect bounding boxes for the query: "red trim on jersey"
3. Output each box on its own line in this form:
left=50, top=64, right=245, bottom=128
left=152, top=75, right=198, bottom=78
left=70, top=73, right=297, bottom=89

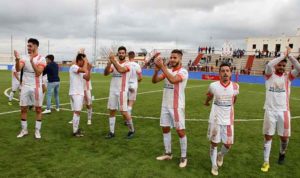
left=174, top=108, right=180, bottom=129
left=119, top=72, right=127, bottom=111
left=220, top=81, right=231, bottom=88
left=206, top=92, right=213, bottom=97
left=37, top=63, right=46, bottom=68
left=232, top=82, right=238, bottom=90
left=172, top=66, right=182, bottom=72
left=20, top=61, right=25, bottom=65
left=173, top=83, right=179, bottom=109
left=285, top=77, right=290, bottom=111
left=35, top=76, right=39, bottom=106
left=264, top=73, right=272, bottom=80
left=283, top=111, right=289, bottom=137
left=274, top=72, right=283, bottom=77
left=230, top=103, right=234, bottom=125
left=160, top=73, right=166, bottom=79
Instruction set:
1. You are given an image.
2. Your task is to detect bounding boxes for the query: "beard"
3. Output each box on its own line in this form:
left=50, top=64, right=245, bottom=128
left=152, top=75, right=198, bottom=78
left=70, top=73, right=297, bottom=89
left=119, top=56, right=125, bottom=60
left=171, top=62, right=180, bottom=68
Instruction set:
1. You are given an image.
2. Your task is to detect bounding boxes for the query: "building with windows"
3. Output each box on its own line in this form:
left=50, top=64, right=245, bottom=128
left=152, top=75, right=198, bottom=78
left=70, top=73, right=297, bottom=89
left=245, top=28, right=300, bottom=55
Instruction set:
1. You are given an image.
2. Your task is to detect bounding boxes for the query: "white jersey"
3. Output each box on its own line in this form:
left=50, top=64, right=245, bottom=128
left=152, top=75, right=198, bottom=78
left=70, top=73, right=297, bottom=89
left=264, top=72, right=293, bottom=111
left=20, top=54, right=46, bottom=88
left=11, top=65, right=20, bottom=85
left=208, top=81, right=239, bottom=125
left=109, top=61, right=131, bottom=93
left=69, top=64, right=85, bottom=96
left=129, top=61, right=142, bottom=89
left=161, top=67, right=188, bottom=108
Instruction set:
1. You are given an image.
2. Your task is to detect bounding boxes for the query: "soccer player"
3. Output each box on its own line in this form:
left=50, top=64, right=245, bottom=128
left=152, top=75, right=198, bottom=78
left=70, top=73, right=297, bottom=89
left=261, top=47, right=300, bottom=172
left=14, top=38, right=46, bottom=139
left=127, top=51, right=142, bottom=116
left=152, top=49, right=188, bottom=168
left=8, top=64, right=20, bottom=105
left=104, top=46, right=135, bottom=139
left=83, top=63, right=93, bottom=125
left=69, top=53, right=90, bottom=137
left=204, top=62, right=239, bottom=176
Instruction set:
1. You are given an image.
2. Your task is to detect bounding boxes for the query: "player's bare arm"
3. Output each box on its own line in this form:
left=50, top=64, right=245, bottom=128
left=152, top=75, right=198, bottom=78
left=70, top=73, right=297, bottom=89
left=110, top=54, right=129, bottom=73
left=29, top=57, right=44, bottom=76
left=14, top=50, right=24, bottom=72
left=83, top=63, right=92, bottom=81
left=265, top=48, right=289, bottom=75
left=152, top=62, right=164, bottom=83
left=204, top=94, right=213, bottom=106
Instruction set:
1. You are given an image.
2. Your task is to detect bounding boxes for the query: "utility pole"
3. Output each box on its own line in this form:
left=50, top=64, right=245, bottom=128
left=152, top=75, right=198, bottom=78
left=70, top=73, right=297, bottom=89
left=93, top=0, right=99, bottom=65
left=11, top=35, right=13, bottom=62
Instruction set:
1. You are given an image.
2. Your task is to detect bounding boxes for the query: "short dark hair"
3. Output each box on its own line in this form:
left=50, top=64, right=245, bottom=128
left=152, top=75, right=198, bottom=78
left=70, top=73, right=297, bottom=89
left=280, top=59, right=287, bottom=63
left=171, top=49, right=183, bottom=56
left=128, top=51, right=135, bottom=58
left=45, top=54, right=54, bottom=62
left=76, top=53, right=86, bottom=63
left=219, top=62, right=231, bottom=72
left=28, top=38, right=39, bottom=47
left=118, top=46, right=127, bottom=53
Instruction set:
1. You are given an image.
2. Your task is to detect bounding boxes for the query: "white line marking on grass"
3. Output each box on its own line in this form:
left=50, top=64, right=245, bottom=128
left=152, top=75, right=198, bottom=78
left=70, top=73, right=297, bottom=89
left=4, top=88, right=19, bottom=101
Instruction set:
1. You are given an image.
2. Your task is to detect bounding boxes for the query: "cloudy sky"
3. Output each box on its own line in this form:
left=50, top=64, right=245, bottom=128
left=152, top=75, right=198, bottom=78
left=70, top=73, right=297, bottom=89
left=0, top=0, right=299, bottom=61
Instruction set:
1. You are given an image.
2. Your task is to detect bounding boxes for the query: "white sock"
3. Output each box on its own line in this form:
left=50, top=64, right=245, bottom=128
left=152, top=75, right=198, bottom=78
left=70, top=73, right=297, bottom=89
left=87, top=108, right=92, bottom=120
left=280, top=139, right=289, bottom=154
left=179, top=136, right=187, bottom=158
left=21, top=120, right=27, bottom=130
left=9, top=91, right=14, bottom=101
left=128, top=106, right=132, bottom=116
left=163, top=132, right=172, bottom=154
left=264, top=139, right=272, bottom=163
left=73, top=113, right=80, bottom=133
left=220, top=145, right=229, bottom=156
left=109, top=117, right=116, bottom=134
left=35, top=120, right=42, bottom=131
left=127, top=118, right=134, bottom=132
left=210, top=145, right=217, bottom=167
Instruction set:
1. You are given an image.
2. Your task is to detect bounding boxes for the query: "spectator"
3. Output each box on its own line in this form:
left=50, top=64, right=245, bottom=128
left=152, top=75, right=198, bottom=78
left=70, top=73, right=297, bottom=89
left=212, top=47, right=215, bottom=54
left=42, top=54, right=60, bottom=114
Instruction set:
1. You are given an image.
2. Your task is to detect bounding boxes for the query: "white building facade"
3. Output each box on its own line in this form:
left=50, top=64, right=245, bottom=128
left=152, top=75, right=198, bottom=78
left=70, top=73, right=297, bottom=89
left=245, top=28, right=300, bottom=55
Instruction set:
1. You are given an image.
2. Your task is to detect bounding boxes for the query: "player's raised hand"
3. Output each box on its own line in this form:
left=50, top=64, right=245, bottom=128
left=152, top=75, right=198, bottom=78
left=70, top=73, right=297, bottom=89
left=154, top=56, right=164, bottom=68
left=14, top=50, right=20, bottom=60
left=87, top=63, right=92, bottom=71
left=284, top=46, right=291, bottom=57
left=78, top=48, right=85, bottom=54
left=109, top=52, right=116, bottom=63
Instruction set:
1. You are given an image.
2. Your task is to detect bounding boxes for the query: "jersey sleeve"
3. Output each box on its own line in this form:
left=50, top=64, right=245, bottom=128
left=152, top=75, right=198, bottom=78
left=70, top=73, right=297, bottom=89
left=124, top=63, right=130, bottom=72
left=37, top=57, right=46, bottom=68
left=136, top=64, right=142, bottom=74
left=176, top=69, right=188, bottom=82
left=233, top=82, right=239, bottom=96
left=70, top=65, right=80, bottom=73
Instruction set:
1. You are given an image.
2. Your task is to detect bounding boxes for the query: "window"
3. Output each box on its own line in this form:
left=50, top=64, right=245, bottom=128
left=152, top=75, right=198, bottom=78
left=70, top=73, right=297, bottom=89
left=289, top=44, right=294, bottom=49
left=252, top=44, right=256, bottom=49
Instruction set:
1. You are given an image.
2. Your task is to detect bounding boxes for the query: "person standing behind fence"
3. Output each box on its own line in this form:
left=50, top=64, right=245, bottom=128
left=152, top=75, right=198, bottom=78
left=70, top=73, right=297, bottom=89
left=42, top=54, right=60, bottom=114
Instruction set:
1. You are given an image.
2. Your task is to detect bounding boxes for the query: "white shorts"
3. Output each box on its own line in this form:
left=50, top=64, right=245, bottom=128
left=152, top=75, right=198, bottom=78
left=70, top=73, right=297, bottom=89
left=128, top=87, right=137, bottom=101
left=20, top=86, right=44, bottom=107
left=70, top=95, right=84, bottom=111
left=107, top=91, right=128, bottom=111
left=160, top=107, right=185, bottom=130
left=84, top=90, right=92, bottom=106
left=207, top=123, right=234, bottom=144
left=263, top=110, right=291, bottom=137
left=12, top=82, right=20, bottom=92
